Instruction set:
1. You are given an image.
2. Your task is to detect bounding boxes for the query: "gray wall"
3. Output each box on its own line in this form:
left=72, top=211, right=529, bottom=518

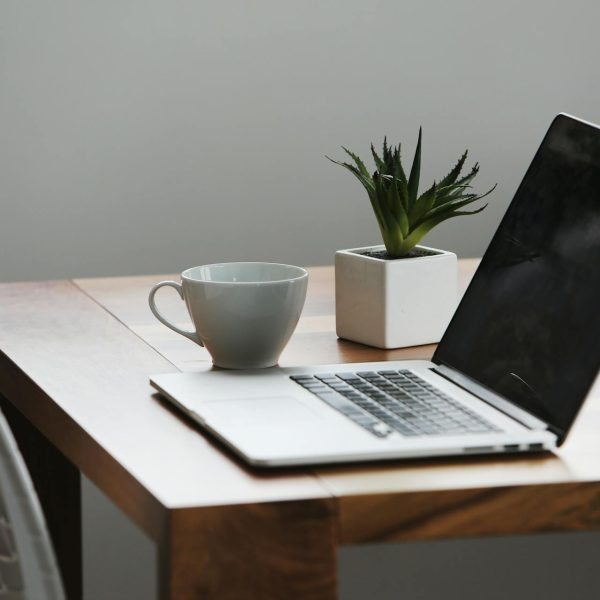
left=3, top=1, right=600, bottom=598
left=3, top=0, right=600, bottom=282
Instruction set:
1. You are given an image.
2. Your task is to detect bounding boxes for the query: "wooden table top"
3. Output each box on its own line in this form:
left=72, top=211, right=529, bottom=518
left=1, top=260, right=599, bottom=544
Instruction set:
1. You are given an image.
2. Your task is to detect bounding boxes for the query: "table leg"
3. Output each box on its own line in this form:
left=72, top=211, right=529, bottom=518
left=0, top=396, right=82, bottom=600
left=158, top=499, right=337, bottom=599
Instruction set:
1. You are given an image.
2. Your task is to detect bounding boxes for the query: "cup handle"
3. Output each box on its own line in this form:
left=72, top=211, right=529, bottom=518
left=148, top=281, right=204, bottom=346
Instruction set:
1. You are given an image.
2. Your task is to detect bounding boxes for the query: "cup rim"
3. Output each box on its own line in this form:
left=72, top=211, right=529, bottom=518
left=181, top=262, right=308, bottom=285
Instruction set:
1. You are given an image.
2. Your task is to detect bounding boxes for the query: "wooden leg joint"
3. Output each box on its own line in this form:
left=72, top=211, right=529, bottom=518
left=159, top=499, right=337, bottom=600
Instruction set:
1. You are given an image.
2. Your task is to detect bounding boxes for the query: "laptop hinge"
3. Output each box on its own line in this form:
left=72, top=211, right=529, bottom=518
left=432, top=364, right=557, bottom=434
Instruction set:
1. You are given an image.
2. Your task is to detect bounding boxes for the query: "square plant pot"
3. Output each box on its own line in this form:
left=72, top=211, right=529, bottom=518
left=335, top=244, right=458, bottom=349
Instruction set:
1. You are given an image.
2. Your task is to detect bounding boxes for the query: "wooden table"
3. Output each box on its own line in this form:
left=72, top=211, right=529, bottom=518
left=1, top=261, right=599, bottom=599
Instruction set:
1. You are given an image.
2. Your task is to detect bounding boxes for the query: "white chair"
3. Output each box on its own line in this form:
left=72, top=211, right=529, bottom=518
left=0, top=409, right=65, bottom=600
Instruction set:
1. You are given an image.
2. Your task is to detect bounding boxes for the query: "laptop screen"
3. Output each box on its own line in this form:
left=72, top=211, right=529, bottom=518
left=434, top=114, right=600, bottom=439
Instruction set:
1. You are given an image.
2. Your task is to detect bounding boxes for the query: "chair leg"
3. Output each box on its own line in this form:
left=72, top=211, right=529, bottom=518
left=0, top=396, right=82, bottom=600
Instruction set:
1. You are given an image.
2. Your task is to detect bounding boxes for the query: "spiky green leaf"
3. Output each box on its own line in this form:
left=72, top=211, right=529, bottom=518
left=371, top=144, right=384, bottom=172
left=392, top=144, right=407, bottom=184
left=410, top=181, right=437, bottom=224
left=325, top=156, right=375, bottom=194
left=413, top=185, right=496, bottom=228
left=407, top=127, right=422, bottom=208
left=386, top=180, right=409, bottom=237
left=371, top=173, right=398, bottom=233
left=342, top=147, right=371, bottom=179
left=400, top=210, right=465, bottom=251
left=438, top=150, right=468, bottom=188
left=454, top=162, right=479, bottom=187
left=327, top=133, right=496, bottom=258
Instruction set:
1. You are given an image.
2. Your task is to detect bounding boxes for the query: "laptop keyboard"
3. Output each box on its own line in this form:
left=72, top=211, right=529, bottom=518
left=291, top=370, right=501, bottom=439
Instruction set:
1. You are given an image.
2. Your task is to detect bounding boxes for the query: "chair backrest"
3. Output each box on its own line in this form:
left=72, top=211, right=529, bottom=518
left=0, top=409, right=65, bottom=600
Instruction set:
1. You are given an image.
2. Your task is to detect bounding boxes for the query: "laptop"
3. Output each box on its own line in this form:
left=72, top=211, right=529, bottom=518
left=151, top=113, right=600, bottom=467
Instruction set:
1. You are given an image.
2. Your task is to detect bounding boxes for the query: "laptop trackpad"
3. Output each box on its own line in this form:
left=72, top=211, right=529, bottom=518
left=197, top=396, right=322, bottom=426
left=192, top=395, right=369, bottom=465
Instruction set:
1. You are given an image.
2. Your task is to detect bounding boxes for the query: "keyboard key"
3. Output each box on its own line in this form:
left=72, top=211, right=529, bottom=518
left=372, top=422, right=392, bottom=436
left=342, top=392, right=363, bottom=399
left=290, top=372, right=500, bottom=439
left=336, top=372, right=362, bottom=381
left=315, top=392, right=364, bottom=415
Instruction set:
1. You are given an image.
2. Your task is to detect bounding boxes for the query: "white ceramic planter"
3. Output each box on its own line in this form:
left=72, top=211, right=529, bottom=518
left=335, top=244, right=458, bottom=349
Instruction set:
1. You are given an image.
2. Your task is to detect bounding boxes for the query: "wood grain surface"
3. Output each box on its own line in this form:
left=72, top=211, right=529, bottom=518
left=74, top=264, right=447, bottom=372
left=2, top=261, right=600, bottom=598
left=74, top=261, right=600, bottom=539
left=338, top=480, right=600, bottom=543
left=0, top=280, right=328, bottom=538
left=159, top=499, right=337, bottom=599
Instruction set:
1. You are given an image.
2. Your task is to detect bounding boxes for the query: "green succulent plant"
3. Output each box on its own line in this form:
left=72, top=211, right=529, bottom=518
left=327, top=128, right=496, bottom=258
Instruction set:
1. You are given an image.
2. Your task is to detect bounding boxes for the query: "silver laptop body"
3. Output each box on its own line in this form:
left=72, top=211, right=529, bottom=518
left=151, top=114, right=600, bottom=468
left=151, top=360, right=557, bottom=467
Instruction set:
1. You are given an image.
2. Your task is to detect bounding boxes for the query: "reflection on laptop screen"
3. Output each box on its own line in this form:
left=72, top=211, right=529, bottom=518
left=435, top=114, right=600, bottom=437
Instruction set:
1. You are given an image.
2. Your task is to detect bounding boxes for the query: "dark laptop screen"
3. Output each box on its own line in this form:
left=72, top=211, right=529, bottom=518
left=434, top=114, right=600, bottom=439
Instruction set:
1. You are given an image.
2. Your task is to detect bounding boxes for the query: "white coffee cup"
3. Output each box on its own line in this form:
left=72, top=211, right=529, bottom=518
left=148, top=262, right=308, bottom=369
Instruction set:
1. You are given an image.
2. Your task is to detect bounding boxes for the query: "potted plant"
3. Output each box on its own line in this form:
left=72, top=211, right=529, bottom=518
left=328, top=129, right=495, bottom=348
